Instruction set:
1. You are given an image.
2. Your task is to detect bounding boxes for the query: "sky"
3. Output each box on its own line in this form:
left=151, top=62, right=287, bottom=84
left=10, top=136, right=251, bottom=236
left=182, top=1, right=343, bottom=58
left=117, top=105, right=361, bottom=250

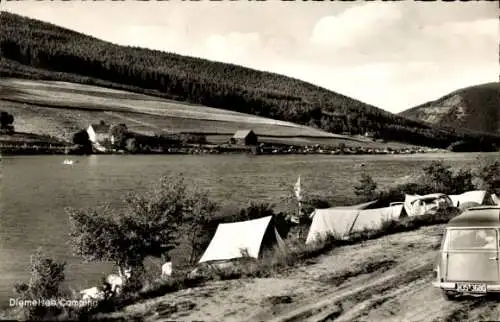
left=2, top=1, right=499, bottom=113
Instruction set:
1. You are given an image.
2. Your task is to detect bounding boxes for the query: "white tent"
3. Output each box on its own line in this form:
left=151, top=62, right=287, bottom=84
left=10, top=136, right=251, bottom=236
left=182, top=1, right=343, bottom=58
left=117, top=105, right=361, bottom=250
left=449, top=190, right=489, bottom=208
left=350, top=204, right=404, bottom=233
left=198, top=216, right=285, bottom=263
left=404, top=193, right=453, bottom=217
left=309, top=200, right=378, bottom=219
left=305, top=208, right=360, bottom=244
left=492, top=194, right=500, bottom=206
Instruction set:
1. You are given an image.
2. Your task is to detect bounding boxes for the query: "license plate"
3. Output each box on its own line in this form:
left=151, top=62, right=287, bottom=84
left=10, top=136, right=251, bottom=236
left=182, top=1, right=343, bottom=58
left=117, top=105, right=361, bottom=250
left=456, top=282, right=487, bottom=293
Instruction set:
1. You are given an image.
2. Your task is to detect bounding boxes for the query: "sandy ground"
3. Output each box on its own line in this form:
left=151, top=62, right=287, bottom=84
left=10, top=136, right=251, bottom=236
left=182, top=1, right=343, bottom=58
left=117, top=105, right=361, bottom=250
left=98, top=225, right=500, bottom=322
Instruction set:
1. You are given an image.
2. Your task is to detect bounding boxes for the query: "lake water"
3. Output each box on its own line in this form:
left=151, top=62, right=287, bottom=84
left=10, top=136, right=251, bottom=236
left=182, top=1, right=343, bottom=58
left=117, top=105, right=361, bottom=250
left=0, top=153, right=497, bottom=308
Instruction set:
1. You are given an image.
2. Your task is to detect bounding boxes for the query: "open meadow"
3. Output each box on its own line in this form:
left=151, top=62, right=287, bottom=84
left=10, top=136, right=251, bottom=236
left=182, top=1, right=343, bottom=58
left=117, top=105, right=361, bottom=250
left=0, top=78, right=416, bottom=148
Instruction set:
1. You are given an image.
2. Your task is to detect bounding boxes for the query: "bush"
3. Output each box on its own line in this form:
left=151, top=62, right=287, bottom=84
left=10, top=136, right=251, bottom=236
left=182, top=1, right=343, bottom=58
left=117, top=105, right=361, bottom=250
left=66, top=174, right=217, bottom=291
left=13, top=248, right=67, bottom=321
left=421, top=160, right=475, bottom=195
left=0, top=111, right=14, bottom=130
left=300, top=197, right=332, bottom=217
left=125, top=137, right=138, bottom=153
left=477, top=161, right=500, bottom=195
left=354, top=173, right=378, bottom=201
left=109, top=123, right=129, bottom=148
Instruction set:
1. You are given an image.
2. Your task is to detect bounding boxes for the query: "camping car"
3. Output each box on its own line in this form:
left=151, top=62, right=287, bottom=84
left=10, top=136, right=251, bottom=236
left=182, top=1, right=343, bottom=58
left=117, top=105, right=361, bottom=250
left=433, top=206, right=500, bottom=300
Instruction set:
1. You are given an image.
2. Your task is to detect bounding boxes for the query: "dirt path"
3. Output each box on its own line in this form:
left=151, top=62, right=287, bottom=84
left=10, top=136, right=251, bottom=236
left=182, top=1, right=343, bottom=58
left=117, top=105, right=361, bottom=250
left=99, top=225, right=500, bottom=322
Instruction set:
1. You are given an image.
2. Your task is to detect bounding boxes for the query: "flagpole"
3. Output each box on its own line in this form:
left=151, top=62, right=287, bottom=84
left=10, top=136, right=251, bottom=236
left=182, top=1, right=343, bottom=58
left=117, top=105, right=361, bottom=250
left=294, top=175, right=302, bottom=239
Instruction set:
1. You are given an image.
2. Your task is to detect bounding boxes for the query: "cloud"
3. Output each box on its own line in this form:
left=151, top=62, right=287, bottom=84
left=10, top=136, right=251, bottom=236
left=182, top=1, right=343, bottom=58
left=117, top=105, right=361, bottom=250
left=310, top=3, right=403, bottom=48
left=417, top=18, right=498, bottom=60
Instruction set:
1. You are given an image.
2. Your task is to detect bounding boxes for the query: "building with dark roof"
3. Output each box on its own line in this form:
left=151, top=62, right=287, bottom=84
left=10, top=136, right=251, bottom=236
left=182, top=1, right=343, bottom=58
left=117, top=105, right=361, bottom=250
left=230, top=129, right=258, bottom=146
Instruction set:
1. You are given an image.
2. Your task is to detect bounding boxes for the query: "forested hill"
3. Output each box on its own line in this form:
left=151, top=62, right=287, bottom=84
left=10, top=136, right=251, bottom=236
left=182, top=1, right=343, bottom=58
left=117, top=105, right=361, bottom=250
left=0, top=11, right=499, bottom=149
left=399, top=83, right=500, bottom=136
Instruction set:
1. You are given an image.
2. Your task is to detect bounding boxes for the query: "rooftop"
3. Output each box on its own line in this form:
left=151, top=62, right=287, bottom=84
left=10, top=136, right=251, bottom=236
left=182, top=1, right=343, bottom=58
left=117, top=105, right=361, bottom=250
left=232, top=129, right=255, bottom=139
left=447, top=206, right=500, bottom=228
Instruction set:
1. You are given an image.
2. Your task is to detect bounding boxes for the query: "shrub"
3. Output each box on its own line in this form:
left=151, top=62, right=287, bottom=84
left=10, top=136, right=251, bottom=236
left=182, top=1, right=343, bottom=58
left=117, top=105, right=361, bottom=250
left=477, top=161, right=500, bottom=195
left=125, top=137, right=138, bottom=153
left=354, top=173, right=378, bottom=201
left=300, top=196, right=332, bottom=217
left=420, top=160, right=475, bottom=195
left=66, top=174, right=217, bottom=292
left=0, top=111, right=14, bottom=130
left=181, top=188, right=219, bottom=264
left=72, top=129, right=89, bottom=146
left=13, top=248, right=67, bottom=321
left=109, top=123, right=129, bottom=148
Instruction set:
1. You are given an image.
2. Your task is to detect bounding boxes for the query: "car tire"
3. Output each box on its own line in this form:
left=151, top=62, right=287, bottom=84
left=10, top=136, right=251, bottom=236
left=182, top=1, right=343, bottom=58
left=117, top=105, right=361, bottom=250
left=442, top=291, right=457, bottom=301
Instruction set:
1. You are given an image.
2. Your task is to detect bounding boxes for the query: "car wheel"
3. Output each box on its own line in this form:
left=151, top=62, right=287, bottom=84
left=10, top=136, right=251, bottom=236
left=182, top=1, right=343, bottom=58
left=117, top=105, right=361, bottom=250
left=442, top=291, right=457, bottom=301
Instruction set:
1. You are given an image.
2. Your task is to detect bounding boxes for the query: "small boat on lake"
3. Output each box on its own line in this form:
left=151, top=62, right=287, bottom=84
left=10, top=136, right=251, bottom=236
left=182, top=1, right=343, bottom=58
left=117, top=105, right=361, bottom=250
left=62, top=159, right=76, bottom=165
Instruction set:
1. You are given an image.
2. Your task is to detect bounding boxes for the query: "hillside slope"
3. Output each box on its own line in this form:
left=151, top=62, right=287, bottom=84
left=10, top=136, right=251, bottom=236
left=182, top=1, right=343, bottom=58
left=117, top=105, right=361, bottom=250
left=0, top=78, right=373, bottom=147
left=400, top=83, right=500, bottom=135
left=1, top=11, right=499, bottom=149
left=96, top=225, right=500, bottom=322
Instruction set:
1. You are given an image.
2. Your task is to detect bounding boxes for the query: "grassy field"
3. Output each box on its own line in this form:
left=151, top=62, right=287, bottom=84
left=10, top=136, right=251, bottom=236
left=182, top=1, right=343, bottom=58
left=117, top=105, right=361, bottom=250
left=0, top=78, right=420, bottom=148
left=0, top=132, right=64, bottom=145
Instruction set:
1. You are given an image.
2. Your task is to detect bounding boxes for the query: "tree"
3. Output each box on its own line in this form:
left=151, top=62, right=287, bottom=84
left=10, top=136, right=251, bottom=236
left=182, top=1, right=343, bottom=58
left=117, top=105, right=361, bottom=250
left=72, top=129, right=92, bottom=154
left=0, top=111, right=14, bottom=132
left=125, top=137, right=138, bottom=153
left=182, top=188, right=219, bottom=264
left=14, top=248, right=67, bottom=320
left=66, top=175, right=216, bottom=288
left=477, top=161, right=500, bottom=195
left=109, top=123, right=129, bottom=148
left=354, top=173, right=378, bottom=201
left=72, top=129, right=90, bottom=145
left=451, top=168, right=476, bottom=194
left=422, top=160, right=475, bottom=195
left=422, top=161, right=454, bottom=194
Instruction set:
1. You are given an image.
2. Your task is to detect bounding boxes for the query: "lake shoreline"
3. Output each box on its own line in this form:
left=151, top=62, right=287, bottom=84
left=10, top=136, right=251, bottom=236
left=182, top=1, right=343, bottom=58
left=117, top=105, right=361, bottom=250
left=0, top=144, right=448, bottom=156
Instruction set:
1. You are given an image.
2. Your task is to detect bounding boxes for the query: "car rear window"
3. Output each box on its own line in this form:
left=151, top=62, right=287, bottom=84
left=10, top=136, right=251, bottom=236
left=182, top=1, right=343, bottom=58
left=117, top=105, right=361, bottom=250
left=447, top=229, right=498, bottom=250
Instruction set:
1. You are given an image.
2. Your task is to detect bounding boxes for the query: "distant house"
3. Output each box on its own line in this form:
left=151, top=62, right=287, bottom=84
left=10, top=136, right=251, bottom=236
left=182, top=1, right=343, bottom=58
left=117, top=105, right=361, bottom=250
left=86, top=121, right=114, bottom=152
left=230, top=130, right=258, bottom=146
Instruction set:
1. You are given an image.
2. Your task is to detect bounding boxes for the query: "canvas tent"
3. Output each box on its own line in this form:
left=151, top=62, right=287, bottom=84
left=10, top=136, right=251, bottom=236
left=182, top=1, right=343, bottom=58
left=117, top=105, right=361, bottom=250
left=404, top=193, right=453, bottom=217
left=198, top=216, right=285, bottom=263
left=350, top=204, right=404, bottom=233
left=306, top=208, right=360, bottom=244
left=309, top=200, right=378, bottom=219
left=449, top=190, right=491, bottom=208
left=492, top=194, right=500, bottom=206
